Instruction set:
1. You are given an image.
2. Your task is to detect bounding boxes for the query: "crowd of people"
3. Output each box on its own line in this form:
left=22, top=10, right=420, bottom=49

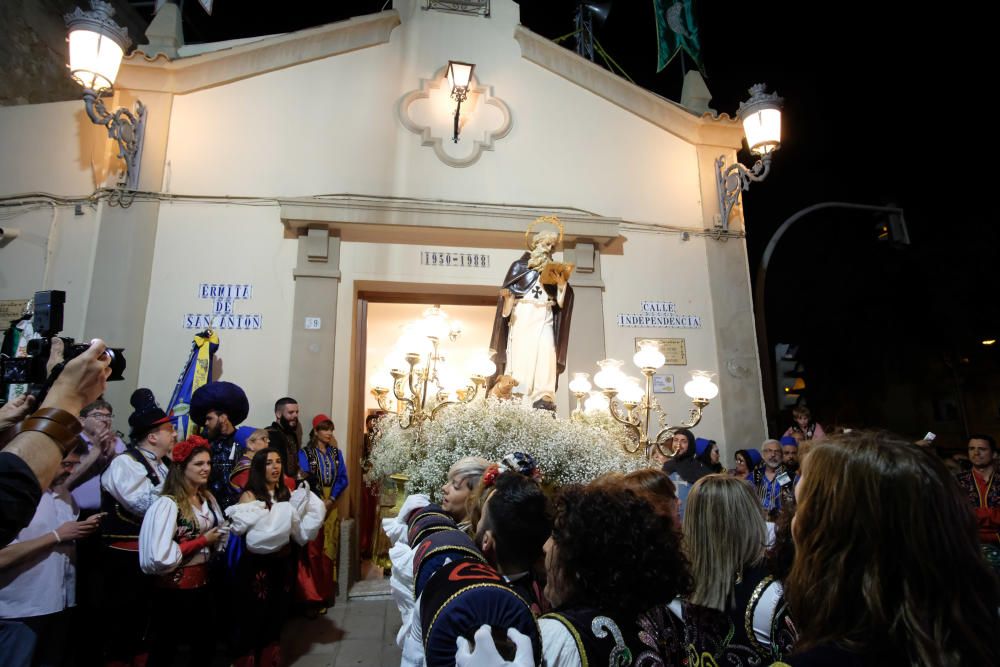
left=0, top=342, right=348, bottom=667
left=1, top=340, right=999, bottom=666
left=381, top=406, right=1000, bottom=666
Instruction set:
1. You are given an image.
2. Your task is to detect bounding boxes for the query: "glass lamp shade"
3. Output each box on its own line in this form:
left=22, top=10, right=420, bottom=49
left=65, top=3, right=132, bottom=92
left=466, top=350, right=497, bottom=378
left=399, top=323, right=432, bottom=358
left=419, top=306, right=451, bottom=342
left=684, top=372, right=720, bottom=401
left=633, top=340, right=666, bottom=371
left=370, top=368, right=394, bottom=391
left=447, top=61, right=475, bottom=93
left=593, top=359, right=625, bottom=391
left=568, top=372, right=592, bottom=394
left=67, top=28, right=124, bottom=91
left=384, top=350, right=410, bottom=373
left=436, top=364, right=464, bottom=392
left=617, top=377, right=645, bottom=404
left=584, top=391, right=610, bottom=413
left=737, top=84, right=783, bottom=156
left=742, top=108, right=782, bottom=155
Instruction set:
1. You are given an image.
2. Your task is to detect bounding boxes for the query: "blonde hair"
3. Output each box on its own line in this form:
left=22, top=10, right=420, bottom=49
left=447, top=456, right=490, bottom=490
left=247, top=428, right=270, bottom=449
left=683, top=474, right=767, bottom=610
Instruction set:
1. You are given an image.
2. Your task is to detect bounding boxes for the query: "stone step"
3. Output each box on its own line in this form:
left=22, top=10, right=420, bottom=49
left=348, top=577, right=392, bottom=600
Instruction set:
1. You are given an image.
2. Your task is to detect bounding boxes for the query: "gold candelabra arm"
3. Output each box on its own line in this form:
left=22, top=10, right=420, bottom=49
left=649, top=399, right=708, bottom=458
left=429, top=377, right=483, bottom=419
left=372, top=387, right=392, bottom=412
left=604, top=390, right=643, bottom=454
left=570, top=391, right=586, bottom=420
left=650, top=426, right=679, bottom=458
left=678, top=399, right=708, bottom=430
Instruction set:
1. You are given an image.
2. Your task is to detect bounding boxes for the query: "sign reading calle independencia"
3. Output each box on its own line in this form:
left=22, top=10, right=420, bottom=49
left=616, top=301, right=702, bottom=329
left=183, top=283, right=263, bottom=330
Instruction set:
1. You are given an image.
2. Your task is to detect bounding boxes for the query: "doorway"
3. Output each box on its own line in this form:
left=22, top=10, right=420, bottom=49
left=347, top=286, right=497, bottom=587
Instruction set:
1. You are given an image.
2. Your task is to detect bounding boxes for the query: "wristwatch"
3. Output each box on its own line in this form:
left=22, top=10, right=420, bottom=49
left=10, top=407, right=84, bottom=457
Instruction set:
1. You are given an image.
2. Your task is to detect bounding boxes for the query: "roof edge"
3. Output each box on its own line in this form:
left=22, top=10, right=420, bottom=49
left=118, top=10, right=401, bottom=94
left=513, top=26, right=744, bottom=149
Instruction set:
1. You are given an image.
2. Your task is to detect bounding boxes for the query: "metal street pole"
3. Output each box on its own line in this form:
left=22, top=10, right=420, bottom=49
left=755, top=201, right=905, bottom=433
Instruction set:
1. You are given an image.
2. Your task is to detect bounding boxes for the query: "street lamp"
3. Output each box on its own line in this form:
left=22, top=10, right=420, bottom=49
left=446, top=61, right=475, bottom=143
left=715, top=84, right=783, bottom=231
left=572, top=340, right=719, bottom=459
left=65, top=1, right=146, bottom=192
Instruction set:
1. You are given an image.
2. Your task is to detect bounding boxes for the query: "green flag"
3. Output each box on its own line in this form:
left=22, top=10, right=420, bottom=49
left=654, top=0, right=703, bottom=73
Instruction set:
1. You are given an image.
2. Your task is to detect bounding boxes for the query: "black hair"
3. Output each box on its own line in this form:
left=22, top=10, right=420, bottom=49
left=274, top=397, right=298, bottom=412
left=245, top=447, right=291, bottom=507
left=695, top=439, right=722, bottom=472
left=481, top=473, right=550, bottom=572
left=672, top=428, right=697, bottom=461
left=551, top=483, right=692, bottom=618
left=968, top=433, right=998, bottom=453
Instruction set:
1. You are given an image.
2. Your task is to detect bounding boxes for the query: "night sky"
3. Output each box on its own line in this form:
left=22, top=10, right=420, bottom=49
left=142, top=0, right=997, bottom=443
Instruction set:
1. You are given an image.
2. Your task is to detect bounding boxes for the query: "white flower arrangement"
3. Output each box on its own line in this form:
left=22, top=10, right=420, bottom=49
left=366, top=398, right=647, bottom=496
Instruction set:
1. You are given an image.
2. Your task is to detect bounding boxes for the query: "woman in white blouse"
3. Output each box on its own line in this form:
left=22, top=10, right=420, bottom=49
left=225, top=447, right=325, bottom=667
left=138, top=435, right=226, bottom=667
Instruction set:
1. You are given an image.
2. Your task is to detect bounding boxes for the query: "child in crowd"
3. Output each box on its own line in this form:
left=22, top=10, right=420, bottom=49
left=783, top=405, right=825, bottom=442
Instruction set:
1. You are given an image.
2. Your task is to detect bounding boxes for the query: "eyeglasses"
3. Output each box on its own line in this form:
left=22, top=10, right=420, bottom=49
left=86, top=412, right=113, bottom=421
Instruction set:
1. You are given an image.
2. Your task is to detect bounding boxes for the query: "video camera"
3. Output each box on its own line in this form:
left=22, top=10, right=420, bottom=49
left=0, top=290, right=125, bottom=401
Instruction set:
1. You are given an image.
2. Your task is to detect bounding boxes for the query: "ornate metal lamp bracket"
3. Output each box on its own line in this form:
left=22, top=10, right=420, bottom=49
left=715, top=153, right=772, bottom=231
left=83, top=88, right=146, bottom=192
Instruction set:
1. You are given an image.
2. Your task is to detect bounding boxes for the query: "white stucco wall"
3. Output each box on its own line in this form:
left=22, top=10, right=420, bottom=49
left=602, top=229, right=725, bottom=447
left=0, top=0, right=753, bottom=455
left=160, top=1, right=703, bottom=228
left=136, top=202, right=297, bottom=427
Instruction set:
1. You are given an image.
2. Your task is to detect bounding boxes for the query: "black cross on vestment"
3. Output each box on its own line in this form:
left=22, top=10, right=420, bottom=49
left=531, top=285, right=543, bottom=298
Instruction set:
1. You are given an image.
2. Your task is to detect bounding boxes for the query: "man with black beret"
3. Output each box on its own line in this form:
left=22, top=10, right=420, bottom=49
left=190, top=381, right=249, bottom=510
left=99, top=388, right=177, bottom=666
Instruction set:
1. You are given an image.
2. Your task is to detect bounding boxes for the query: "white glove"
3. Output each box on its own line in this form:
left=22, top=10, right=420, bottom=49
left=455, top=624, right=535, bottom=667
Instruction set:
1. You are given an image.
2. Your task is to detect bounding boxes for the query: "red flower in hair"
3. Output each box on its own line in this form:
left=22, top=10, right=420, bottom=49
left=481, top=464, right=501, bottom=489
left=173, top=435, right=210, bottom=464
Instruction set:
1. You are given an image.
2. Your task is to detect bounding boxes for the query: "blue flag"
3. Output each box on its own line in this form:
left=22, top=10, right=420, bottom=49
left=168, top=329, right=219, bottom=439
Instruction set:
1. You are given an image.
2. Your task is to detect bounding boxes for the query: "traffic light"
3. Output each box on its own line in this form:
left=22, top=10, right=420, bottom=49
left=775, top=343, right=806, bottom=408
left=875, top=209, right=909, bottom=246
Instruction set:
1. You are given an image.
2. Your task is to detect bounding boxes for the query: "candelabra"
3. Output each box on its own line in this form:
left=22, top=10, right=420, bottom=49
left=370, top=306, right=495, bottom=429
left=570, top=340, right=719, bottom=459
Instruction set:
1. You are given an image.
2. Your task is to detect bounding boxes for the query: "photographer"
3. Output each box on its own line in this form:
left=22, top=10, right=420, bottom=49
left=0, top=442, right=101, bottom=667
left=0, top=338, right=112, bottom=548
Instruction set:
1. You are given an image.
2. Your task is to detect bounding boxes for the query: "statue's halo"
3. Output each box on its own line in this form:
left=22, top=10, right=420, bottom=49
left=525, top=215, right=564, bottom=251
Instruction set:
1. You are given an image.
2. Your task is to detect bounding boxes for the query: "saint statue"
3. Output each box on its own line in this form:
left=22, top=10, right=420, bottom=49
left=489, top=216, right=575, bottom=405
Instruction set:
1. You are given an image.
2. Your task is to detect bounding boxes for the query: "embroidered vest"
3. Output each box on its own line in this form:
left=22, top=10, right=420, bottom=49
left=100, top=448, right=161, bottom=543
left=541, top=607, right=636, bottom=666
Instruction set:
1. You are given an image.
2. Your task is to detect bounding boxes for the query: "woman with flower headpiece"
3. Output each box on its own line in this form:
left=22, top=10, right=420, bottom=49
left=226, top=447, right=325, bottom=666
left=297, top=414, right=348, bottom=612
left=138, top=435, right=227, bottom=667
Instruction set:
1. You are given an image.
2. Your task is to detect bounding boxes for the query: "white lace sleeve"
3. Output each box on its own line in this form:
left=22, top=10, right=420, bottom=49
left=245, top=502, right=294, bottom=554
left=139, top=496, right=182, bottom=575
left=101, top=455, right=160, bottom=515
left=383, top=493, right=430, bottom=546
left=225, top=500, right=268, bottom=535
left=291, top=488, right=327, bottom=545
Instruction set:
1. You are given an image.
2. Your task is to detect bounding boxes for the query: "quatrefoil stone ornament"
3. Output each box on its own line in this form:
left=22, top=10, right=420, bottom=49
left=398, top=66, right=512, bottom=168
